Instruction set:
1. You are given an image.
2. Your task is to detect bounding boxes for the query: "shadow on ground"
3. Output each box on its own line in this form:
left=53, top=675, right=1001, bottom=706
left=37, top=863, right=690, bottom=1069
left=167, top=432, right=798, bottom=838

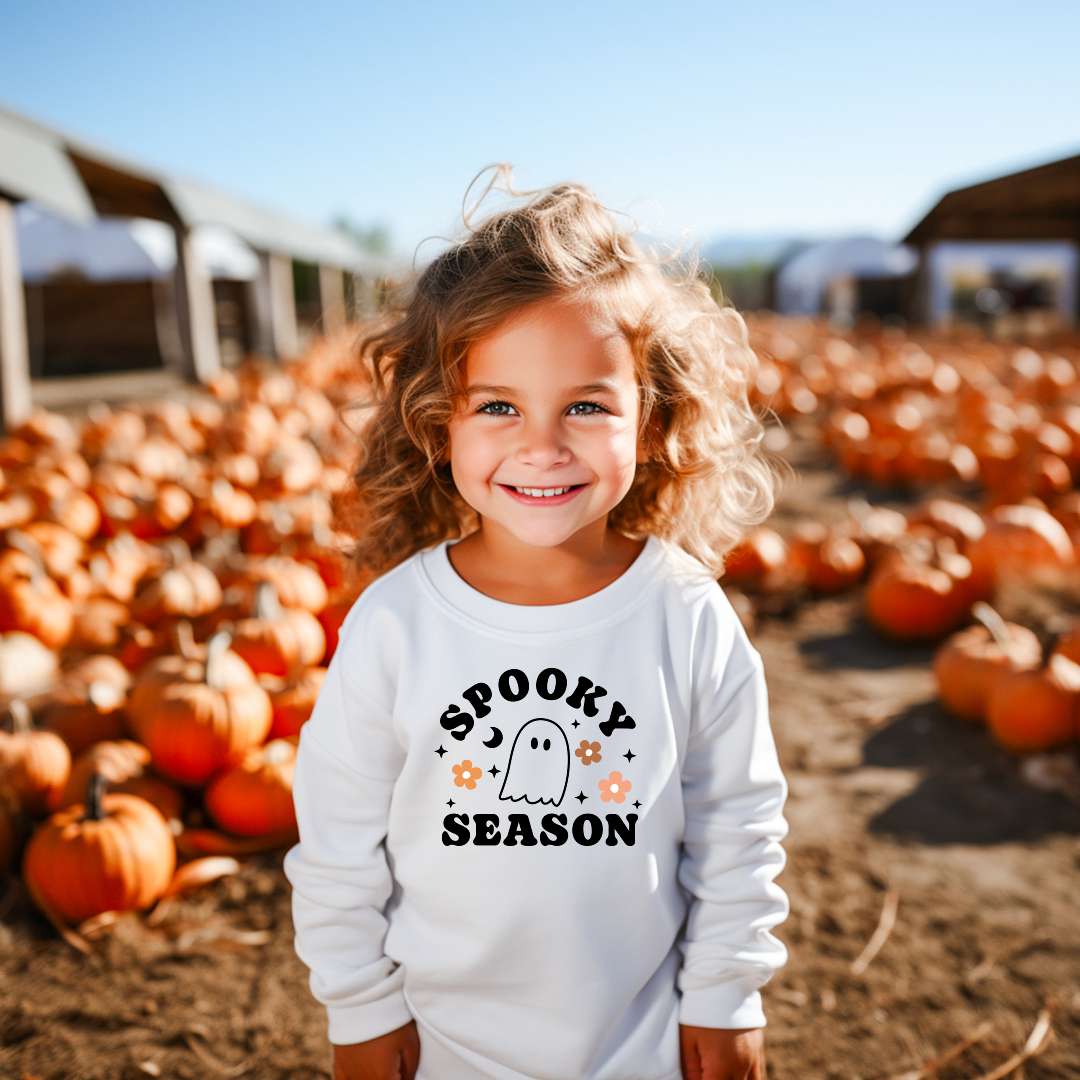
left=864, top=700, right=1080, bottom=844
left=798, top=620, right=936, bottom=671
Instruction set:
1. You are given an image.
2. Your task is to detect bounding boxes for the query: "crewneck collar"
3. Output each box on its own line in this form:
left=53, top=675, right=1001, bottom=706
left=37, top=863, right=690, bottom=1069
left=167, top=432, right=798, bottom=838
left=417, top=535, right=669, bottom=638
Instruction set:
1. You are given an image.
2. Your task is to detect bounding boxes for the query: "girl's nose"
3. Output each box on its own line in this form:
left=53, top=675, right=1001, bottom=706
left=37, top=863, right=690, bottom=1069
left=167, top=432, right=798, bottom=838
left=515, top=421, right=571, bottom=470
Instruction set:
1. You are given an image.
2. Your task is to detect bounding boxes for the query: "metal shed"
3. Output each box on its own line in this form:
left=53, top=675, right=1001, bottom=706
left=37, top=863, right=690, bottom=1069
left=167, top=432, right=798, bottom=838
left=904, top=152, right=1080, bottom=323
left=0, top=104, right=383, bottom=427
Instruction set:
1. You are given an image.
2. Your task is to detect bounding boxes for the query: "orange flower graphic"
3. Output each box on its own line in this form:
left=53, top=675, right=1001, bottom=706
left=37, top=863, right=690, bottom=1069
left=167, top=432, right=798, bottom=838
left=599, top=770, right=631, bottom=803
left=452, top=760, right=482, bottom=790
left=575, top=739, right=602, bottom=766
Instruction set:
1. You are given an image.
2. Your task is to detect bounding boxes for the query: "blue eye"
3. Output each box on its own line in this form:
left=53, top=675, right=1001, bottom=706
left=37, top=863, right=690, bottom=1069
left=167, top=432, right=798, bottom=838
left=478, top=400, right=517, bottom=416
left=567, top=401, right=607, bottom=416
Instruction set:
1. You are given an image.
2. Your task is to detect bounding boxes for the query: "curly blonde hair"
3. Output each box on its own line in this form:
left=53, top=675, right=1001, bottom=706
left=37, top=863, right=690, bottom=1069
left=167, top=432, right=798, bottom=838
left=348, top=172, right=776, bottom=577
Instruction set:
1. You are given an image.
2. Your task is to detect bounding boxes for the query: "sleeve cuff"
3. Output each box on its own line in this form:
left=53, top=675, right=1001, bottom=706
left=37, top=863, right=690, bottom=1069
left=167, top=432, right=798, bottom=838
left=679, top=984, right=767, bottom=1030
left=326, top=989, right=414, bottom=1046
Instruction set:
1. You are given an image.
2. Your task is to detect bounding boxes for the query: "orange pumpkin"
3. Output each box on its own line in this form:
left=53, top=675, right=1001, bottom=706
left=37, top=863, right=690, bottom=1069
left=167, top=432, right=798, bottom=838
left=722, top=527, right=789, bottom=589
left=790, top=523, right=865, bottom=593
left=59, top=739, right=150, bottom=808
left=0, top=543, right=74, bottom=650
left=130, top=541, right=223, bottom=624
left=23, top=773, right=175, bottom=924
left=126, top=629, right=272, bottom=785
left=317, top=598, right=352, bottom=664
left=244, top=556, right=329, bottom=614
left=986, top=653, right=1080, bottom=753
left=865, top=542, right=974, bottom=641
left=933, top=603, right=1042, bottom=722
left=966, top=503, right=1075, bottom=591
left=0, top=700, right=71, bottom=815
left=70, top=596, right=131, bottom=651
left=231, top=581, right=326, bottom=678
left=268, top=666, right=327, bottom=738
left=205, top=737, right=297, bottom=836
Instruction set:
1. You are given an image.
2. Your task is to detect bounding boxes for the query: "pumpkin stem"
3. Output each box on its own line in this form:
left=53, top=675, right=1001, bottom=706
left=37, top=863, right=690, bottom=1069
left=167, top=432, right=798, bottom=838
left=254, top=580, right=285, bottom=622
left=9, top=698, right=32, bottom=735
left=972, top=601, right=1011, bottom=647
left=84, top=771, right=108, bottom=822
left=172, top=620, right=199, bottom=661
left=205, top=630, right=233, bottom=691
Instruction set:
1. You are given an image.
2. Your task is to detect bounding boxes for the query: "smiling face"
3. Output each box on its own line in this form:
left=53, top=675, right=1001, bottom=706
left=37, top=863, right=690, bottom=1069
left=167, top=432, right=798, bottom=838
left=447, top=298, right=645, bottom=550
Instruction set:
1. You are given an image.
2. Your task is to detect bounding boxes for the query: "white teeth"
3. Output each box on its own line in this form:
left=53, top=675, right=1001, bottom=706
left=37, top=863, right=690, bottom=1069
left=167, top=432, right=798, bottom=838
left=514, top=486, right=569, bottom=497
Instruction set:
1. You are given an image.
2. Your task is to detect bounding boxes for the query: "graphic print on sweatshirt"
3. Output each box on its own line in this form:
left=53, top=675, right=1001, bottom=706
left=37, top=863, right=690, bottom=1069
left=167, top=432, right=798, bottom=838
left=434, top=666, right=643, bottom=848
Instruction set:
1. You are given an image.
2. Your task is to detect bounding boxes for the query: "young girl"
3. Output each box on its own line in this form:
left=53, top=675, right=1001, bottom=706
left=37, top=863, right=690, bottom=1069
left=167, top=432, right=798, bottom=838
left=285, top=174, right=789, bottom=1080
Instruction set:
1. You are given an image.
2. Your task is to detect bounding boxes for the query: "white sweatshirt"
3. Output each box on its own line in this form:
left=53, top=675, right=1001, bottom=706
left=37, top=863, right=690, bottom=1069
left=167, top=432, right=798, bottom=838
left=285, top=536, right=788, bottom=1080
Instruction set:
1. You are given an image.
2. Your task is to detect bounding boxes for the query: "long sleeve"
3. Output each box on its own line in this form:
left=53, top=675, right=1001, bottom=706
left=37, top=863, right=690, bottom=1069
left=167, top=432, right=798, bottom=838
left=283, top=604, right=414, bottom=1045
left=676, top=604, right=789, bottom=1030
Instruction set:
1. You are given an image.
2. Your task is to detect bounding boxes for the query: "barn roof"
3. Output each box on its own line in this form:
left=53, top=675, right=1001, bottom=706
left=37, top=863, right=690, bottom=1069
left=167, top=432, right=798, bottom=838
left=0, top=107, right=96, bottom=222
left=905, top=153, right=1080, bottom=246
left=0, top=102, right=383, bottom=273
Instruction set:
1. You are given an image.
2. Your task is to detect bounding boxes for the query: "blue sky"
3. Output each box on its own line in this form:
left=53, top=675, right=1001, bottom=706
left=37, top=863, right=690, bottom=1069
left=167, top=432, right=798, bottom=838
left=3, top=0, right=1079, bottom=256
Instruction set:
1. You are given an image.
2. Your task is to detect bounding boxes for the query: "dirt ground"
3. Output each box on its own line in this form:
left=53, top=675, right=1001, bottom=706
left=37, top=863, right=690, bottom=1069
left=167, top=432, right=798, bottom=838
left=2, top=438, right=1079, bottom=1080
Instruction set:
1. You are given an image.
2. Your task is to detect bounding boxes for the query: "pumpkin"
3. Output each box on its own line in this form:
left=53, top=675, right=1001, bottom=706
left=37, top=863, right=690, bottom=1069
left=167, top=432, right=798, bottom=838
left=268, top=665, right=326, bottom=738
left=262, top=436, right=324, bottom=494
left=23, top=772, right=175, bottom=924
left=130, top=540, right=223, bottom=624
left=865, top=541, right=974, bottom=641
left=0, top=541, right=74, bottom=650
left=59, top=739, right=150, bottom=808
left=87, top=532, right=158, bottom=603
left=129, top=483, right=194, bottom=540
left=986, top=652, right=1080, bottom=753
left=116, top=622, right=173, bottom=672
left=126, top=628, right=272, bottom=785
left=317, top=598, right=353, bottom=665
left=18, top=521, right=85, bottom=579
left=790, top=523, right=865, bottom=593
left=205, top=737, right=297, bottom=836
left=722, top=527, right=788, bottom=589
left=0, top=631, right=59, bottom=696
left=231, top=581, right=326, bottom=678
left=70, top=596, right=131, bottom=651
left=0, top=700, right=71, bottom=815
left=46, top=656, right=132, bottom=754
left=966, top=503, right=1075, bottom=591
left=933, top=603, right=1042, bottom=722
left=245, top=556, right=328, bottom=614
left=203, top=477, right=258, bottom=530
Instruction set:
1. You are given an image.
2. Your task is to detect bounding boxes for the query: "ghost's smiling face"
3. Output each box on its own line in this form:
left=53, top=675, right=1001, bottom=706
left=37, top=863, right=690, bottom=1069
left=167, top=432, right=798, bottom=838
left=499, top=718, right=570, bottom=807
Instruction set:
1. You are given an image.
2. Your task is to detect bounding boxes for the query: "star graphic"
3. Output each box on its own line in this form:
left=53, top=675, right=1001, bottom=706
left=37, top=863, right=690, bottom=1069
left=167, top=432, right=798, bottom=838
left=488, top=765, right=501, bottom=778
left=447, top=799, right=455, bottom=808
left=632, top=800, right=642, bottom=809
left=623, top=749, right=636, bottom=762
left=435, top=746, right=447, bottom=757
left=575, top=791, right=587, bottom=804
left=571, top=720, right=580, bottom=729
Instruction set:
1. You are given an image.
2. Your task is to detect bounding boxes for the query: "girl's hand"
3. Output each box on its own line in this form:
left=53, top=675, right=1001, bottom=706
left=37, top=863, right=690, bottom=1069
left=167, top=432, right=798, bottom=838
left=679, top=1026, right=766, bottom=1080
left=333, top=1022, right=420, bottom=1080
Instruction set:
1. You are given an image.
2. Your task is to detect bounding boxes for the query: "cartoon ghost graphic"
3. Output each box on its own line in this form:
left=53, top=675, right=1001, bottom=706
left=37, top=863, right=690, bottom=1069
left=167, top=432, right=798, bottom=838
left=498, top=718, right=570, bottom=807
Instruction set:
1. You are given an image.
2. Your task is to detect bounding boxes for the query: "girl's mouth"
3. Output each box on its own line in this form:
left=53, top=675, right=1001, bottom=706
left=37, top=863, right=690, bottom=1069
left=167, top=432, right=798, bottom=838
left=500, top=484, right=586, bottom=505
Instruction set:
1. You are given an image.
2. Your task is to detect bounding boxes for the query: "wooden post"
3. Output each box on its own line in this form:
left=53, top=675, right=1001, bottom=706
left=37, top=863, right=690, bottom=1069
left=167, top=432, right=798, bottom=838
left=247, top=252, right=276, bottom=357
left=173, top=228, right=222, bottom=384
left=0, top=198, right=32, bottom=430
left=268, top=253, right=299, bottom=358
left=318, top=264, right=346, bottom=336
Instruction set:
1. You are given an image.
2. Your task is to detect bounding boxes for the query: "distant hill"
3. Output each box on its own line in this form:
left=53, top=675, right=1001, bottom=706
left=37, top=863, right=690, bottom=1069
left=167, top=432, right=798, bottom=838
left=701, top=236, right=813, bottom=269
